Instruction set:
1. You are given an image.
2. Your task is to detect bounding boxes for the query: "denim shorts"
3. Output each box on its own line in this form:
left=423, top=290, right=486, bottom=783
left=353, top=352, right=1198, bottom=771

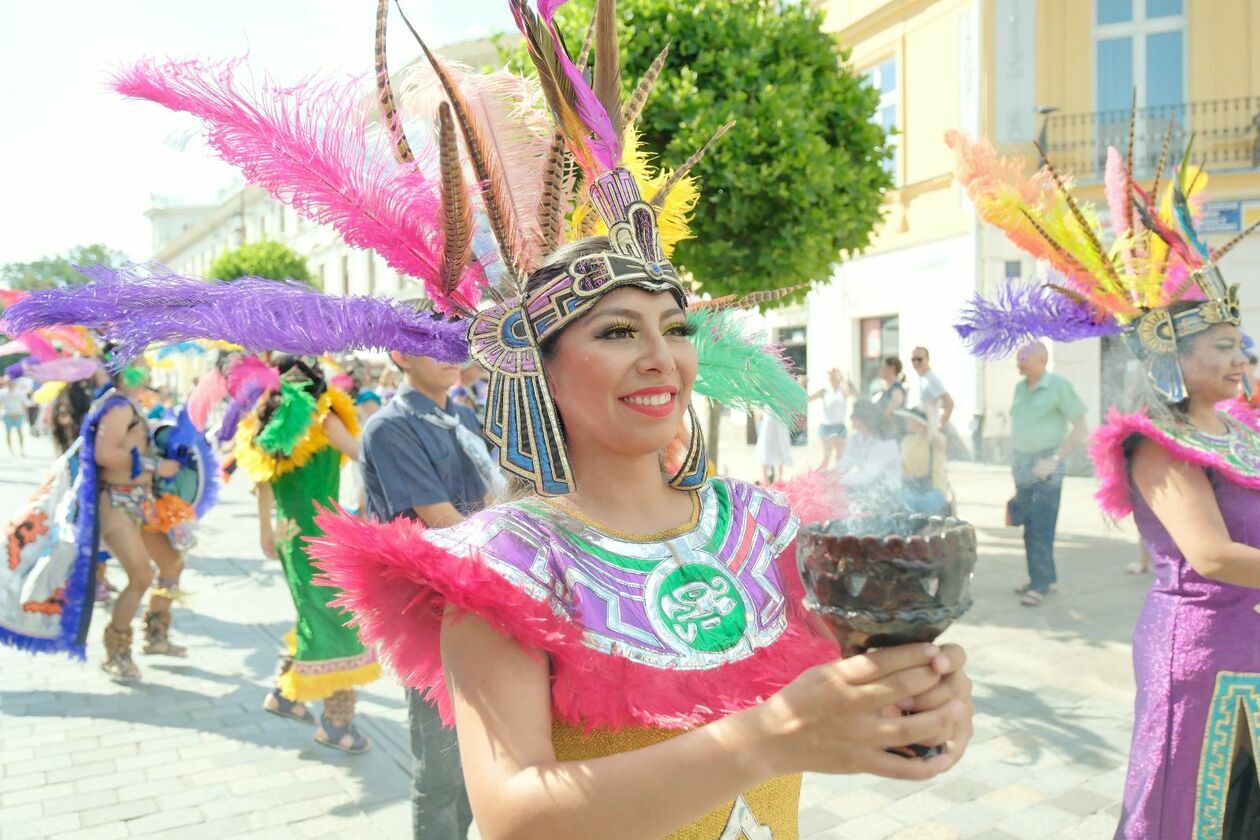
left=3, top=414, right=23, bottom=430
left=819, top=423, right=847, bottom=439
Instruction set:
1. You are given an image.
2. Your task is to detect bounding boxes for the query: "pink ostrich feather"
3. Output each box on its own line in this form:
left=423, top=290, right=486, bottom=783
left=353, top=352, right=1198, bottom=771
left=770, top=471, right=849, bottom=525
left=113, top=58, right=491, bottom=309
left=1091, top=408, right=1260, bottom=519
left=18, top=331, right=58, bottom=362
left=1104, top=146, right=1135, bottom=241
left=394, top=63, right=553, bottom=274
left=226, top=356, right=278, bottom=400
left=186, top=369, right=228, bottom=431
left=309, top=507, right=835, bottom=730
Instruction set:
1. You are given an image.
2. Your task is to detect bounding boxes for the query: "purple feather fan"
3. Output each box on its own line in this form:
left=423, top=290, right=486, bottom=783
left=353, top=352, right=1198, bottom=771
left=954, top=280, right=1122, bottom=360
left=3, top=265, right=470, bottom=364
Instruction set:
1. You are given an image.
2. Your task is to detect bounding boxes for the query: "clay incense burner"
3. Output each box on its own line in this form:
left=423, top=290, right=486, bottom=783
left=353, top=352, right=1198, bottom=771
left=797, top=513, right=977, bottom=758
left=796, top=512, right=977, bottom=654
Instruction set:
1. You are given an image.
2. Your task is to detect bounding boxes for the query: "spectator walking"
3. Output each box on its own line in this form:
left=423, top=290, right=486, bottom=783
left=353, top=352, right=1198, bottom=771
left=809, top=368, right=855, bottom=469
left=756, top=410, right=793, bottom=484
left=359, top=348, right=495, bottom=840
left=874, top=357, right=907, bottom=438
left=1010, top=341, right=1089, bottom=606
left=2, top=378, right=27, bottom=455
left=909, top=347, right=955, bottom=428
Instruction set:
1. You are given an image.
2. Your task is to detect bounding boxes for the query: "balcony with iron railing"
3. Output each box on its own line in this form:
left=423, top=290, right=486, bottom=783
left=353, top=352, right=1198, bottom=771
left=1040, top=97, right=1260, bottom=181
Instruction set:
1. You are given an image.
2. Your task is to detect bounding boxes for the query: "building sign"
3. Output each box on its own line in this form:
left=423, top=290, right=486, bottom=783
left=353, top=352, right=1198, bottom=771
left=1198, top=201, right=1242, bottom=235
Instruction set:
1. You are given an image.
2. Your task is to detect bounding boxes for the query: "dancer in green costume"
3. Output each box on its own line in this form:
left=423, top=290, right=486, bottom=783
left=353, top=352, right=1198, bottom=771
left=235, top=356, right=380, bottom=754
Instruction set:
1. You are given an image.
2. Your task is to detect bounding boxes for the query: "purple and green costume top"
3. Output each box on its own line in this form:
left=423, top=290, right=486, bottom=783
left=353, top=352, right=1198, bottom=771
left=312, top=476, right=837, bottom=838
left=1093, top=410, right=1260, bottom=838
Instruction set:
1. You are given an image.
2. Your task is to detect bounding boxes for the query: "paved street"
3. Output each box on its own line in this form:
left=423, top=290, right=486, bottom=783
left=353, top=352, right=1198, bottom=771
left=0, top=430, right=1146, bottom=839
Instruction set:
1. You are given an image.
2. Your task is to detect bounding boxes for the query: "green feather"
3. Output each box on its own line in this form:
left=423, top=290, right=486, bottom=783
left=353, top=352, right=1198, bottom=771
left=688, top=308, right=806, bottom=427
left=120, top=366, right=148, bottom=389
left=256, top=380, right=318, bottom=456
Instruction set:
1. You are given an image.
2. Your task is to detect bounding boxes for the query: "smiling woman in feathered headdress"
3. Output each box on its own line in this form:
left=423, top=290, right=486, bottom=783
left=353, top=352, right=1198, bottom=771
left=3, top=0, right=974, bottom=833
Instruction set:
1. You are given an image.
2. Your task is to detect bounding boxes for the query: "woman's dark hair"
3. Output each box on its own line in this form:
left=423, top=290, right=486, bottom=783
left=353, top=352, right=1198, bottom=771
left=882, top=356, right=904, bottom=381
left=51, top=380, right=93, bottom=455
left=257, top=355, right=326, bottom=429
left=852, top=399, right=893, bottom=439
left=524, top=236, right=613, bottom=360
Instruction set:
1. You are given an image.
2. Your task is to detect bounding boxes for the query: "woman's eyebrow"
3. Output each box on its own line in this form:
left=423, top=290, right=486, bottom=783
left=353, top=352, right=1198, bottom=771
left=594, top=307, right=686, bottom=321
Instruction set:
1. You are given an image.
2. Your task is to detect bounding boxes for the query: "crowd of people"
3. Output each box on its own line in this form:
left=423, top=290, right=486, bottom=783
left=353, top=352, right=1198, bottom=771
left=760, top=345, right=957, bottom=521
left=0, top=2, right=1257, bottom=838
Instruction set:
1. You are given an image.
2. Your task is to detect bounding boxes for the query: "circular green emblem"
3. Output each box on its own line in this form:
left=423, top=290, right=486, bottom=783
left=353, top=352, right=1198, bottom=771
left=652, top=563, right=748, bottom=653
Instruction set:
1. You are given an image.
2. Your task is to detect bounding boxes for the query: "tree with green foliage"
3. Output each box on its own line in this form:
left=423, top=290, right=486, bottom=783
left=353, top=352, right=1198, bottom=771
left=208, top=240, right=315, bottom=287
left=516, top=0, right=893, bottom=298
left=1, top=244, right=130, bottom=290
left=512, top=0, right=894, bottom=466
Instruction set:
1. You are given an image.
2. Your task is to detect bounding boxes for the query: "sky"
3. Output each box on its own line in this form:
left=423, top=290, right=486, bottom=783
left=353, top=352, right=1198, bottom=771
left=0, top=0, right=518, bottom=266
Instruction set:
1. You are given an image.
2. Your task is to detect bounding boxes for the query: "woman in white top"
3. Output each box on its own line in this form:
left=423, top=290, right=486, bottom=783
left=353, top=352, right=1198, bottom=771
left=2, top=378, right=28, bottom=456
left=809, top=368, right=856, bottom=469
left=837, top=400, right=902, bottom=504
left=755, top=410, right=793, bottom=484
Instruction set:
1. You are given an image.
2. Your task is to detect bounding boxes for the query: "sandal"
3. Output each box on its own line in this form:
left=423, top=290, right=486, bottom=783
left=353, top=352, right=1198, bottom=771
left=101, top=625, right=141, bottom=682
left=1020, top=591, right=1045, bottom=607
left=1014, top=582, right=1058, bottom=595
left=315, top=716, right=372, bottom=755
left=141, top=610, right=187, bottom=657
left=263, top=689, right=316, bottom=725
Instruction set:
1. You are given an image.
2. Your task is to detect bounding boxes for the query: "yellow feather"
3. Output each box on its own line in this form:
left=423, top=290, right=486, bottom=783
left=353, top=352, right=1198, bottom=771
left=567, top=127, right=698, bottom=256
left=233, top=388, right=359, bottom=484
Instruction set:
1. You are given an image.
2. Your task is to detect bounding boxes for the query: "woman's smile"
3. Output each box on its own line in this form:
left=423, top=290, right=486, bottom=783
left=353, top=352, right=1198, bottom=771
left=619, top=386, right=678, bottom=418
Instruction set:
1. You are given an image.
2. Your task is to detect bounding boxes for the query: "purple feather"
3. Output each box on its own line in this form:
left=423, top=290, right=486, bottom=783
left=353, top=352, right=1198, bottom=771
left=3, top=265, right=470, bottom=364
left=24, top=357, right=101, bottom=384
left=217, top=383, right=264, bottom=443
left=954, top=280, right=1122, bottom=359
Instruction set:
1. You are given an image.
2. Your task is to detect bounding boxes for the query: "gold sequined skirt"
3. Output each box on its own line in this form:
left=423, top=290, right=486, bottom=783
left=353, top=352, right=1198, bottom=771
left=552, top=720, right=801, bottom=839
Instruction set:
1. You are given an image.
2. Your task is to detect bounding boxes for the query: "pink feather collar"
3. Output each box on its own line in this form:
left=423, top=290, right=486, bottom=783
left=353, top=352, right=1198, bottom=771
left=1091, top=407, right=1260, bottom=519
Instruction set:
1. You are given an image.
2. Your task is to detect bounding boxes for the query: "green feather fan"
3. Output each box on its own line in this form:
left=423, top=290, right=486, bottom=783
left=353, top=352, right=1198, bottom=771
left=256, top=380, right=318, bottom=456
left=688, top=308, right=806, bottom=427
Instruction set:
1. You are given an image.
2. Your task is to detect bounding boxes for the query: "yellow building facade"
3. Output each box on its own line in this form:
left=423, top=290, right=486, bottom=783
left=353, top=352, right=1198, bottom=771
left=775, top=0, right=1260, bottom=458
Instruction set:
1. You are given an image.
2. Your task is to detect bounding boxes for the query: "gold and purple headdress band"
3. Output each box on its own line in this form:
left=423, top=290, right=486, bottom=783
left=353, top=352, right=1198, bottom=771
left=1123, top=265, right=1245, bottom=402
left=471, top=168, right=701, bottom=496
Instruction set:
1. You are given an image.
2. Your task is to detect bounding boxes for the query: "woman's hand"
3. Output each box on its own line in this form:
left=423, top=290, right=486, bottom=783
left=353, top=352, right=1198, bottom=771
left=156, top=458, right=181, bottom=479
left=901, top=643, right=973, bottom=763
left=751, top=643, right=970, bottom=780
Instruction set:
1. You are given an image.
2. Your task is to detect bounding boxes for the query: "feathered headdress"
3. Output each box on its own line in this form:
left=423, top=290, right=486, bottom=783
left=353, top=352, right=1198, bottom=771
left=2, top=0, right=805, bottom=496
left=949, top=116, right=1255, bottom=402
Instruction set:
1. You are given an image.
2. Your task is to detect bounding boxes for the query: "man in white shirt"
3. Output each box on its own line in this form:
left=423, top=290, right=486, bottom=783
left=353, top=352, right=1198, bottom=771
left=910, top=347, right=954, bottom=428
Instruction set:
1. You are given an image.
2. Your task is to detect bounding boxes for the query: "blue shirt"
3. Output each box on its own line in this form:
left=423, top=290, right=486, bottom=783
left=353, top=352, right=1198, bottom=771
left=360, top=384, right=488, bottom=522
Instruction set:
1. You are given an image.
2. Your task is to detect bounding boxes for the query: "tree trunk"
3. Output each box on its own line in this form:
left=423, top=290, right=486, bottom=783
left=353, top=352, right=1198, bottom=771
left=705, top=397, right=723, bottom=474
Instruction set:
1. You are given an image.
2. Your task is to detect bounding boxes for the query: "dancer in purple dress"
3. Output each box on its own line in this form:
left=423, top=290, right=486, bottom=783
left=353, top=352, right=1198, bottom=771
left=950, top=122, right=1260, bottom=837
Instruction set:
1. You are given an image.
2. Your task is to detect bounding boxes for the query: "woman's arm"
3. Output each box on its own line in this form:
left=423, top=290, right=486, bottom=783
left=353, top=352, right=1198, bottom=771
left=256, top=481, right=277, bottom=560
left=1132, top=438, right=1260, bottom=588
left=886, top=388, right=905, bottom=415
left=443, top=610, right=970, bottom=840
left=323, top=413, right=360, bottom=462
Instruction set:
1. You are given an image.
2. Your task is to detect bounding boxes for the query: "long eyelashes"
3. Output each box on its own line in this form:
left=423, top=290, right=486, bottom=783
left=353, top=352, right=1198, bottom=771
left=596, top=320, right=695, bottom=339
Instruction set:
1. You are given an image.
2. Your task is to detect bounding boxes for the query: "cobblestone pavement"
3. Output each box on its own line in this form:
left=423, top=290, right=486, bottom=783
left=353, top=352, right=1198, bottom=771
left=0, top=432, right=1146, bottom=839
